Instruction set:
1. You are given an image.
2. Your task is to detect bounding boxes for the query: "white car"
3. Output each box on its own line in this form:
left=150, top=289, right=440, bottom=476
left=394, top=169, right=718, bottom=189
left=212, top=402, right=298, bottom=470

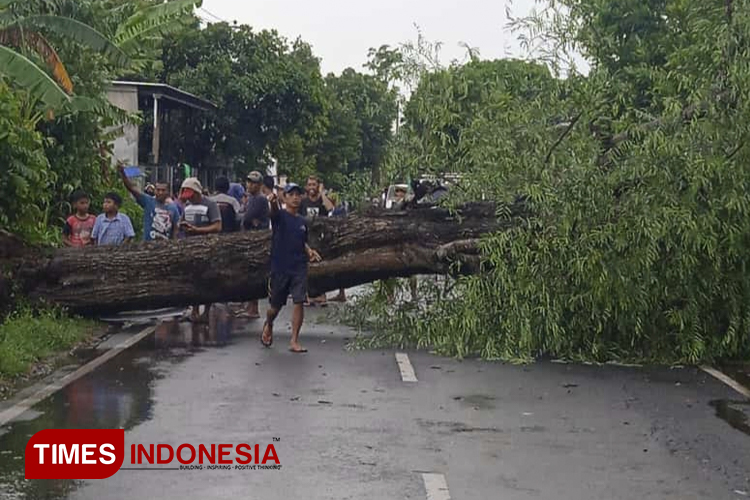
left=383, top=184, right=410, bottom=209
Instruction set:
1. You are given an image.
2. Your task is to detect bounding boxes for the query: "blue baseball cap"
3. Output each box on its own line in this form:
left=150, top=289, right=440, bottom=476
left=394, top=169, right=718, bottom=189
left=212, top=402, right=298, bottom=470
left=284, top=183, right=303, bottom=194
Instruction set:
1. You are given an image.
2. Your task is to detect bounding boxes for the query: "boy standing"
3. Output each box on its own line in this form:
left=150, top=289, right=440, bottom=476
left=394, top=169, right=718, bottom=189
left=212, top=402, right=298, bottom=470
left=91, top=192, right=135, bottom=246
left=63, top=190, right=96, bottom=247
left=261, top=183, right=322, bottom=353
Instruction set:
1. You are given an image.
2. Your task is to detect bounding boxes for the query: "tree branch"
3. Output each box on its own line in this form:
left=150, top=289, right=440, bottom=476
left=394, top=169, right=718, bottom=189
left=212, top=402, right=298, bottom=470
left=545, top=111, right=582, bottom=164
left=726, top=141, right=744, bottom=160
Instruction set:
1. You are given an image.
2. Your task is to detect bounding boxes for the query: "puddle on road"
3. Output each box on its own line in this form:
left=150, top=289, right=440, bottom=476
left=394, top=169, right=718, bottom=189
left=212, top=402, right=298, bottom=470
left=0, top=311, right=243, bottom=500
left=709, top=399, right=750, bottom=437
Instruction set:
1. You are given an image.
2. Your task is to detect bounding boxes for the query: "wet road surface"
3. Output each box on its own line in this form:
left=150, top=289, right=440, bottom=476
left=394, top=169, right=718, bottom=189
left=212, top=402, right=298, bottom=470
left=0, top=304, right=749, bottom=499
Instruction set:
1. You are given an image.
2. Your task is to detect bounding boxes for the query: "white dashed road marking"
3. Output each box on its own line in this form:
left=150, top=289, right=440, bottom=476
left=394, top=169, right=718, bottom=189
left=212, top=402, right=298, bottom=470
left=396, top=352, right=418, bottom=382
left=422, top=473, right=451, bottom=500
left=0, top=326, right=155, bottom=427
left=700, top=366, right=750, bottom=399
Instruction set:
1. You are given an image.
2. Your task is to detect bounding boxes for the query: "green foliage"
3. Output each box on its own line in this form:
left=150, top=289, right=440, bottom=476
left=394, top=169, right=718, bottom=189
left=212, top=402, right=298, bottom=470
left=0, top=82, right=55, bottom=244
left=401, top=58, right=558, bottom=183
left=317, top=68, right=398, bottom=188
left=0, top=1, right=133, bottom=106
left=332, top=169, right=375, bottom=209
left=342, top=1, right=750, bottom=364
left=0, top=45, right=70, bottom=107
left=18, top=14, right=129, bottom=66
left=148, top=22, right=399, bottom=186
left=0, top=304, right=97, bottom=378
left=154, top=22, right=328, bottom=176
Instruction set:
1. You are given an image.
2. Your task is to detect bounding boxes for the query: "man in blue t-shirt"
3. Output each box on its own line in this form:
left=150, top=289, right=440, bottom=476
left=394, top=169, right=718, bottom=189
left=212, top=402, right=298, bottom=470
left=261, top=183, right=322, bottom=353
left=118, top=165, right=180, bottom=241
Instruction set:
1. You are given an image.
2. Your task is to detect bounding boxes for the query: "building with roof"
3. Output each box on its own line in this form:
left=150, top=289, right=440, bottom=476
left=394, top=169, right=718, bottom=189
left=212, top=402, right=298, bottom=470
left=106, top=81, right=231, bottom=194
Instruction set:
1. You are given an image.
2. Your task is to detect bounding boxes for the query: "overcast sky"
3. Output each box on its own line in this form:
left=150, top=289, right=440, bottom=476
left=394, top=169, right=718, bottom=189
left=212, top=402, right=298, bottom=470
left=199, top=0, right=562, bottom=76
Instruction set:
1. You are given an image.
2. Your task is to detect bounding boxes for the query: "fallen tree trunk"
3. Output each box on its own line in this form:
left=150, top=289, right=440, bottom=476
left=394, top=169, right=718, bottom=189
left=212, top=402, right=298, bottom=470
left=1, top=202, right=524, bottom=315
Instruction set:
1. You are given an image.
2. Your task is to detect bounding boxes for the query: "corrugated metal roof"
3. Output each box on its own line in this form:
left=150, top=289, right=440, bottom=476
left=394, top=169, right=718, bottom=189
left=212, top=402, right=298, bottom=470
left=110, top=80, right=217, bottom=111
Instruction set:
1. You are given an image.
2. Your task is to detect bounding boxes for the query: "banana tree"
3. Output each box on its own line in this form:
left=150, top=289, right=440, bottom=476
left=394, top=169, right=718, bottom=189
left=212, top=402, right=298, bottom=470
left=114, top=0, right=202, bottom=52
left=0, top=1, right=129, bottom=107
left=0, top=0, right=201, bottom=107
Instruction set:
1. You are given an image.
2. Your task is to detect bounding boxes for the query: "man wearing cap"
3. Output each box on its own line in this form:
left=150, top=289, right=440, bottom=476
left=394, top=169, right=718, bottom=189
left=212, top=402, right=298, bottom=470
left=239, top=170, right=270, bottom=319
left=261, top=183, right=322, bottom=353
left=243, top=171, right=270, bottom=231
left=179, top=177, right=222, bottom=322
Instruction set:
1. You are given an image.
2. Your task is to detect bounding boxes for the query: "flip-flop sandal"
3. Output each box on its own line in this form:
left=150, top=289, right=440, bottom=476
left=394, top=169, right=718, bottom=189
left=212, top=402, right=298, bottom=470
left=289, top=347, right=308, bottom=353
left=260, top=322, right=273, bottom=348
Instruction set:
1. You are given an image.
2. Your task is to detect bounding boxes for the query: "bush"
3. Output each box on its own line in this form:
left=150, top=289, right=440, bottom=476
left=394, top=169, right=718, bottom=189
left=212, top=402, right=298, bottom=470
left=0, top=83, right=55, bottom=245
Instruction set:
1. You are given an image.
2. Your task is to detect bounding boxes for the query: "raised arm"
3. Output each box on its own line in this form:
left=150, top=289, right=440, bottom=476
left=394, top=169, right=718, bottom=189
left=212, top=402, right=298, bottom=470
left=319, top=182, right=335, bottom=212
left=117, top=164, right=141, bottom=198
left=267, top=191, right=281, bottom=219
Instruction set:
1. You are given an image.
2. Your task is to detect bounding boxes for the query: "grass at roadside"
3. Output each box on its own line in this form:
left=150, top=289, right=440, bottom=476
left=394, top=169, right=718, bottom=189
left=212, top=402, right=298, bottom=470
left=0, top=306, right=98, bottom=380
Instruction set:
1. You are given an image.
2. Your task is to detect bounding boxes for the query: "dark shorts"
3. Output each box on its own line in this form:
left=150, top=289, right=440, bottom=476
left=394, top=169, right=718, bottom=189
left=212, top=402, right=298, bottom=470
left=268, top=272, right=307, bottom=309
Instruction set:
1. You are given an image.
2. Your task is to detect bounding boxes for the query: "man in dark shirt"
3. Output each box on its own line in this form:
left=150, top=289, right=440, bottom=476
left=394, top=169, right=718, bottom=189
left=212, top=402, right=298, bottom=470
left=242, top=171, right=270, bottom=231
left=299, top=175, right=335, bottom=306
left=299, top=175, right=335, bottom=217
left=210, top=176, right=241, bottom=233
left=261, top=183, right=322, bottom=353
left=241, top=171, right=270, bottom=319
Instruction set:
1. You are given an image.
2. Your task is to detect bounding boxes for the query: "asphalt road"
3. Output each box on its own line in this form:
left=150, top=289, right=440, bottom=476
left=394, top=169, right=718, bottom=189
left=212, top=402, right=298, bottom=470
left=0, top=304, right=748, bottom=500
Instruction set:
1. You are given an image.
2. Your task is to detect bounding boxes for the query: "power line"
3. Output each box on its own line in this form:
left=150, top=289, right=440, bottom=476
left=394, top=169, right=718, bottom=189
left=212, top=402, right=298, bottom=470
left=196, top=14, right=215, bottom=25
left=198, top=7, right=227, bottom=23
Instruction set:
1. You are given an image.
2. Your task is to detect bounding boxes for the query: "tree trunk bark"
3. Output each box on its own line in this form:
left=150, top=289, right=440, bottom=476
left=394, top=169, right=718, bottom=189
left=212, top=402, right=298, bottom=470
left=1, top=202, right=524, bottom=315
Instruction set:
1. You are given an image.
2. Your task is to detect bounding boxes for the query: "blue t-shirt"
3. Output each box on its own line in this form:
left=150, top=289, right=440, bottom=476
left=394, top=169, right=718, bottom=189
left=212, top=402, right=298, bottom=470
left=270, top=210, right=308, bottom=276
left=91, top=213, right=135, bottom=246
left=135, top=193, right=180, bottom=241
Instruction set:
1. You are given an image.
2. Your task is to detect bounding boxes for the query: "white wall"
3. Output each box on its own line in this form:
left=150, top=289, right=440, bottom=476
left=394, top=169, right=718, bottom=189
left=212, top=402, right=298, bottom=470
left=106, top=85, right=139, bottom=167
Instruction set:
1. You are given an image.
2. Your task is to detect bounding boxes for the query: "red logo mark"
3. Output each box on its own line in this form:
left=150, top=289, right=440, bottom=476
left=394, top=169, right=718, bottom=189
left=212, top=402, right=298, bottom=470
left=25, top=429, right=125, bottom=479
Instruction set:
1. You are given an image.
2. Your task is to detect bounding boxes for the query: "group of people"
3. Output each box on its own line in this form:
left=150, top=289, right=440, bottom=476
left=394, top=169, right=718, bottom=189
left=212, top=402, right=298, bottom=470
left=63, top=190, right=135, bottom=247
left=63, top=166, right=347, bottom=353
